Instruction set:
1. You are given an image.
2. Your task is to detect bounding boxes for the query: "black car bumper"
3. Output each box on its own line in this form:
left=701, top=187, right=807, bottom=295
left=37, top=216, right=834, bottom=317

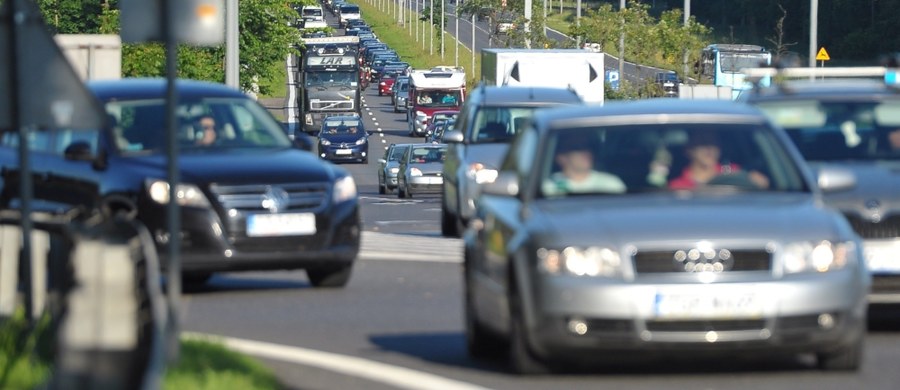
left=318, top=144, right=369, bottom=162
left=142, top=198, right=361, bottom=273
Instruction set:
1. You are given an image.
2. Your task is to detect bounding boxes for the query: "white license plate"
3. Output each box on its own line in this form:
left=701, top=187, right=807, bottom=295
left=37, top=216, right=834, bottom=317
left=654, top=291, right=762, bottom=319
left=865, top=241, right=900, bottom=273
left=247, top=213, right=316, bottom=237
left=335, top=149, right=352, bottom=155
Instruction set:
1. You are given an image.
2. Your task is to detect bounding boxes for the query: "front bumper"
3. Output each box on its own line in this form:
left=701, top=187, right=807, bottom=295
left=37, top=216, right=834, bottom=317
left=408, top=175, right=443, bottom=194
left=522, top=270, right=868, bottom=362
left=319, top=144, right=368, bottom=162
left=864, top=238, right=900, bottom=303
left=141, top=198, right=361, bottom=273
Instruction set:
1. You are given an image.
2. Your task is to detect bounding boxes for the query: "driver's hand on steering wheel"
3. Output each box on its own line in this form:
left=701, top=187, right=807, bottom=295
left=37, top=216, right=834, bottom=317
left=748, top=170, right=770, bottom=189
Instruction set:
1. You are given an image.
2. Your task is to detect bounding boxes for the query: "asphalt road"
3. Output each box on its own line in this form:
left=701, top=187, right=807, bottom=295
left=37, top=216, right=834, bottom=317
left=188, top=68, right=900, bottom=389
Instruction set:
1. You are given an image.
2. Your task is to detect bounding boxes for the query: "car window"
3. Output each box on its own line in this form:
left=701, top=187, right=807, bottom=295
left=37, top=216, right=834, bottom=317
left=536, top=124, right=808, bottom=198
left=470, top=106, right=539, bottom=143
left=105, top=97, right=291, bottom=154
left=410, top=147, right=447, bottom=164
left=755, top=99, right=900, bottom=162
left=388, top=145, right=408, bottom=161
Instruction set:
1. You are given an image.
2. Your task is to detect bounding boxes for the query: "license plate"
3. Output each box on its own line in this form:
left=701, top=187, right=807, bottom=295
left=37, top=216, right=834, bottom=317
left=654, top=291, right=762, bottom=319
left=335, top=149, right=352, bottom=155
left=247, top=213, right=316, bottom=237
left=865, top=240, right=900, bottom=273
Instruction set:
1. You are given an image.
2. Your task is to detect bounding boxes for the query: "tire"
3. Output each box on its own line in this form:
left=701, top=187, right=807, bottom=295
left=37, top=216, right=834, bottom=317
left=398, top=184, right=407, bottom=198
left=378, top=182, right=386, bottom=194
left=441, top=206, right=458, bottom=237
left=817, top=334, right=864, bottom=371
left=509, top=285, right=550, bottom=375
left=306, top=264, right=353, bottom=288
left=465, top=268, right=507, bottom=359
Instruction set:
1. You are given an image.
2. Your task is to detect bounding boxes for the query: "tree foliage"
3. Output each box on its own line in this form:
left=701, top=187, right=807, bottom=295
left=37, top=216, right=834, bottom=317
left=37, top=0, right=310, bottom=95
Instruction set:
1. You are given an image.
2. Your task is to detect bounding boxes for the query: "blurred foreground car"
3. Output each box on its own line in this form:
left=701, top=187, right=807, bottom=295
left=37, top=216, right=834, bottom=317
left=317, top=115, right=370, bottom=163
left=377, top=143, right=410, bottom=194
left=464, top=99, right=870, bottom=374
left=397, top=143, right=448, bottom=198
left=741, top=67, right=900, bottom=303
left=0, top=78, right=361, bottom=287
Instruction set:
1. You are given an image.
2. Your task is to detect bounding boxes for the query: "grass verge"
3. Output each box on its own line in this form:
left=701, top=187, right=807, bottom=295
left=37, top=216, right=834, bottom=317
left=2, top=309, right=281, bottom=390
left=356, top=0, right=482, bottom=89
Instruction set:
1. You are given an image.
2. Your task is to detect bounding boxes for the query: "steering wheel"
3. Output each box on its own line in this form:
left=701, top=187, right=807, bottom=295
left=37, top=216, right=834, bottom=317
left=705, top=171, right=758, bottom=190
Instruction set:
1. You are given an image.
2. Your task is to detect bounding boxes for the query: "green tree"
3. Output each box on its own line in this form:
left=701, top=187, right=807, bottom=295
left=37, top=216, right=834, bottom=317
left=37, top=0, right=307, bottom=95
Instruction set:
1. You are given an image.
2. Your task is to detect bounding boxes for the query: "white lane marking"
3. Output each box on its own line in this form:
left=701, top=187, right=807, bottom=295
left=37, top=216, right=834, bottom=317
left=379, top=133, right=384, bottom=137
left=361, top=252, right=460, bottom=263
left=382, top=139, right=387, bottom=143
left=374, top=122, right=379, bottom=126
left=377, top=128, right=382, bottom=132
left=182, top=333, right=487, bottom=390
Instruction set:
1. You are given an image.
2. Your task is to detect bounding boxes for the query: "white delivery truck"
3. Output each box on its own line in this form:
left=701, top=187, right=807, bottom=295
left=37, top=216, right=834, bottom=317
left=481, top=48, right=605, bottom=105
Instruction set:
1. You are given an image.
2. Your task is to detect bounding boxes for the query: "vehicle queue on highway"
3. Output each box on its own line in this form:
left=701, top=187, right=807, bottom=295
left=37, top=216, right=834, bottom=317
left=295, top=0, right=900, bottom=375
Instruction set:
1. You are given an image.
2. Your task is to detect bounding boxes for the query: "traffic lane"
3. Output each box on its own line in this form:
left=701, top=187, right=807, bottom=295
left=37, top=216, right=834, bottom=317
left=355, top=81, right=445, bottom=235
left=181, top=258, right=900, bottom=390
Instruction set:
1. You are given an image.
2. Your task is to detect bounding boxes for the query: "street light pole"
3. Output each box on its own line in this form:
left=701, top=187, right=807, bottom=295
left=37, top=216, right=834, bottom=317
left=430, top=1, right=434, bottom=55
left=619, top=0, right=625, bottom=81
left=455, top=8, right=459, bottom=66
left=576, top=0, right=581, bottom=48
left=809, top=0, right=818, bottom=70
left=683, top=0, right=690, bottom=78
left=441, top=0, right=445, bottom=59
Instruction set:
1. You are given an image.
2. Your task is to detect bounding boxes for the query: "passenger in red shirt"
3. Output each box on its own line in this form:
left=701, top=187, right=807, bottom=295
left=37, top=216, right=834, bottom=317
left=668, top=131, right=769, bottom=190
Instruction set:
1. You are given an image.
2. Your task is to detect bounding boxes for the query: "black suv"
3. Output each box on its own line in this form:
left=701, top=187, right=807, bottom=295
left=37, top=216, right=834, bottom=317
left=440, top=86, right=583, bottom=237
left=0, top=78, right=361, bottom=287
left=741, top=68, right=900, bottom=303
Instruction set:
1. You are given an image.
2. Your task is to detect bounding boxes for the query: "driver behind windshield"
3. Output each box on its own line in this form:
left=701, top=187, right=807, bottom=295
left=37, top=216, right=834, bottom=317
left=668, top=131, right=769, bottom=190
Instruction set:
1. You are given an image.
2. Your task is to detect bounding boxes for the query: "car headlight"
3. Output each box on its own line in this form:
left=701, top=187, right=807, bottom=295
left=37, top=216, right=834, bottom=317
left=537, top=246, right=623, bottom=277
left=466, top=163, right=498, bottom=184
left=783, top=240, right=855, bottom=274
left=410, top=167, right=423, bottom=177
left=320, top=138, right=331, bottom=145
left=145, top=179, right=211, bottom=207
left=416, top=111, right=427, bottom=120
left=355, top=137, right=367, bottom=145
left=389, top=167, right=399, bottom=174
left=333, top=175, right=357, bottom=203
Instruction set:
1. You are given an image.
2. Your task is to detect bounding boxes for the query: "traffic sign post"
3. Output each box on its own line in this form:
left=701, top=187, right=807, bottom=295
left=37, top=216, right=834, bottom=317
left=816, top=47, right=830, bottom=68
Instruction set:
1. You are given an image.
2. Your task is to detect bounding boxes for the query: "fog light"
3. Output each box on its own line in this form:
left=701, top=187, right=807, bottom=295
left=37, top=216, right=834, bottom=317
left=155, top=230, right=169, bottom=244
left=567, top=318, right=588, bottom=336
left=320, top=153, right=326, bottom=158
left=818, top=313, right=835, bottom=330
left=705, top=331, right=719, bottom=343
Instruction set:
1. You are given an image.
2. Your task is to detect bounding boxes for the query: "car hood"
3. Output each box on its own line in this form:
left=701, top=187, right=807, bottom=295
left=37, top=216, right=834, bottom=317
left=408, top=162, right=444, bottom=175
left=463, top=143, right=510, bottom=170
left=529, top=194, right=845, bottom=246
left=812, top=162, right=900, bottom=212
left=126, top=148, right=338, bottom=184
left=319, top=134, right=367, bottom=143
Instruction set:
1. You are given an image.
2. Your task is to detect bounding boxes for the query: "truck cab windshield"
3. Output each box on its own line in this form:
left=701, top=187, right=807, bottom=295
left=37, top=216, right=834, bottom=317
left=416, top=91, right=461, bottom=108
left=306, top=71, right=357, bottom=88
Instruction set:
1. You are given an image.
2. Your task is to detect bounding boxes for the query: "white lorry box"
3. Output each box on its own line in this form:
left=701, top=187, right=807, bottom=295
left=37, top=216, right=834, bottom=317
left=481, top=48, right=605, bottom=105
left=678, top=84, right=733, bottom=100
left=53, top=34, right=121, bottom=80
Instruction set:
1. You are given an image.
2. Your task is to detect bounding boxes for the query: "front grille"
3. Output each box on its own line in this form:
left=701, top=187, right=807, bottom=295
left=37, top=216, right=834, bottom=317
left=872, top=275, right=900, bottom=294
left=645, top=319, right=765, bottom=332
left=310, top=100, right=355, bottom=110
left=633, top=250, right=771, bottom=274
left=776, top=314, right=840, bottom=332
left=845, top=214, right=900, bottom=239
left=210, top=182, right=329, bottom=213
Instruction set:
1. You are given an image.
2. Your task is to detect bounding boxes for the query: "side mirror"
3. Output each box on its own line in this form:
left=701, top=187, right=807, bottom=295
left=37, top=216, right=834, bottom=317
left=817, top=167, right=856, bottom=193
left=292, top=134, right=315, bottom=152
left=443, top=130, right=464, bottom=144
left=377, top=158, right=387, bottom=164
left=481, top=171, right=519, bottom=197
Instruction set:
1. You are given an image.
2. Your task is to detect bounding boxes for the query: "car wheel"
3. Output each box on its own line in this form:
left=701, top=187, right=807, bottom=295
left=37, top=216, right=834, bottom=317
left=398, top=184, right=407, bottom=198
left=306, top=264, right=353, bottom=288
left=465, top=267, right=507, bottom=359
left=817, top=332, right=864, bottom=371
left=441, top=205, right=458, bottom=237
left=509, top=287, right=551, bottom=375
left=378, top=181, right=386, bottom=194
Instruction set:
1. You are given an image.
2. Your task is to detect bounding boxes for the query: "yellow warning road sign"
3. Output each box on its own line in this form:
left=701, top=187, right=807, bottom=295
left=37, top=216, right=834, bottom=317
left=816, top=47, right=831, bottom=61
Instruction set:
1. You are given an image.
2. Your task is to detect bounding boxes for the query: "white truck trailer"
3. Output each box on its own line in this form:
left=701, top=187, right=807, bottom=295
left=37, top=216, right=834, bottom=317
left=481, top=48, right=606, bottom=105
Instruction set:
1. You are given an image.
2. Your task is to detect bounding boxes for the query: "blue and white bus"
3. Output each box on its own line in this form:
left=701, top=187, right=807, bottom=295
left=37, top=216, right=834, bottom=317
left=700, top=44, right=772, bottom=99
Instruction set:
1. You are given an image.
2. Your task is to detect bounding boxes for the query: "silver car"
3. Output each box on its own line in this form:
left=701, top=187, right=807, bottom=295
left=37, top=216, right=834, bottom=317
left=465, top=99, right=870, bottom=374
left=742, top=72, right=900, bottom=304
left=377, top=143, right=410, bottom=194
left=397, top=143, right=447, bottom=198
